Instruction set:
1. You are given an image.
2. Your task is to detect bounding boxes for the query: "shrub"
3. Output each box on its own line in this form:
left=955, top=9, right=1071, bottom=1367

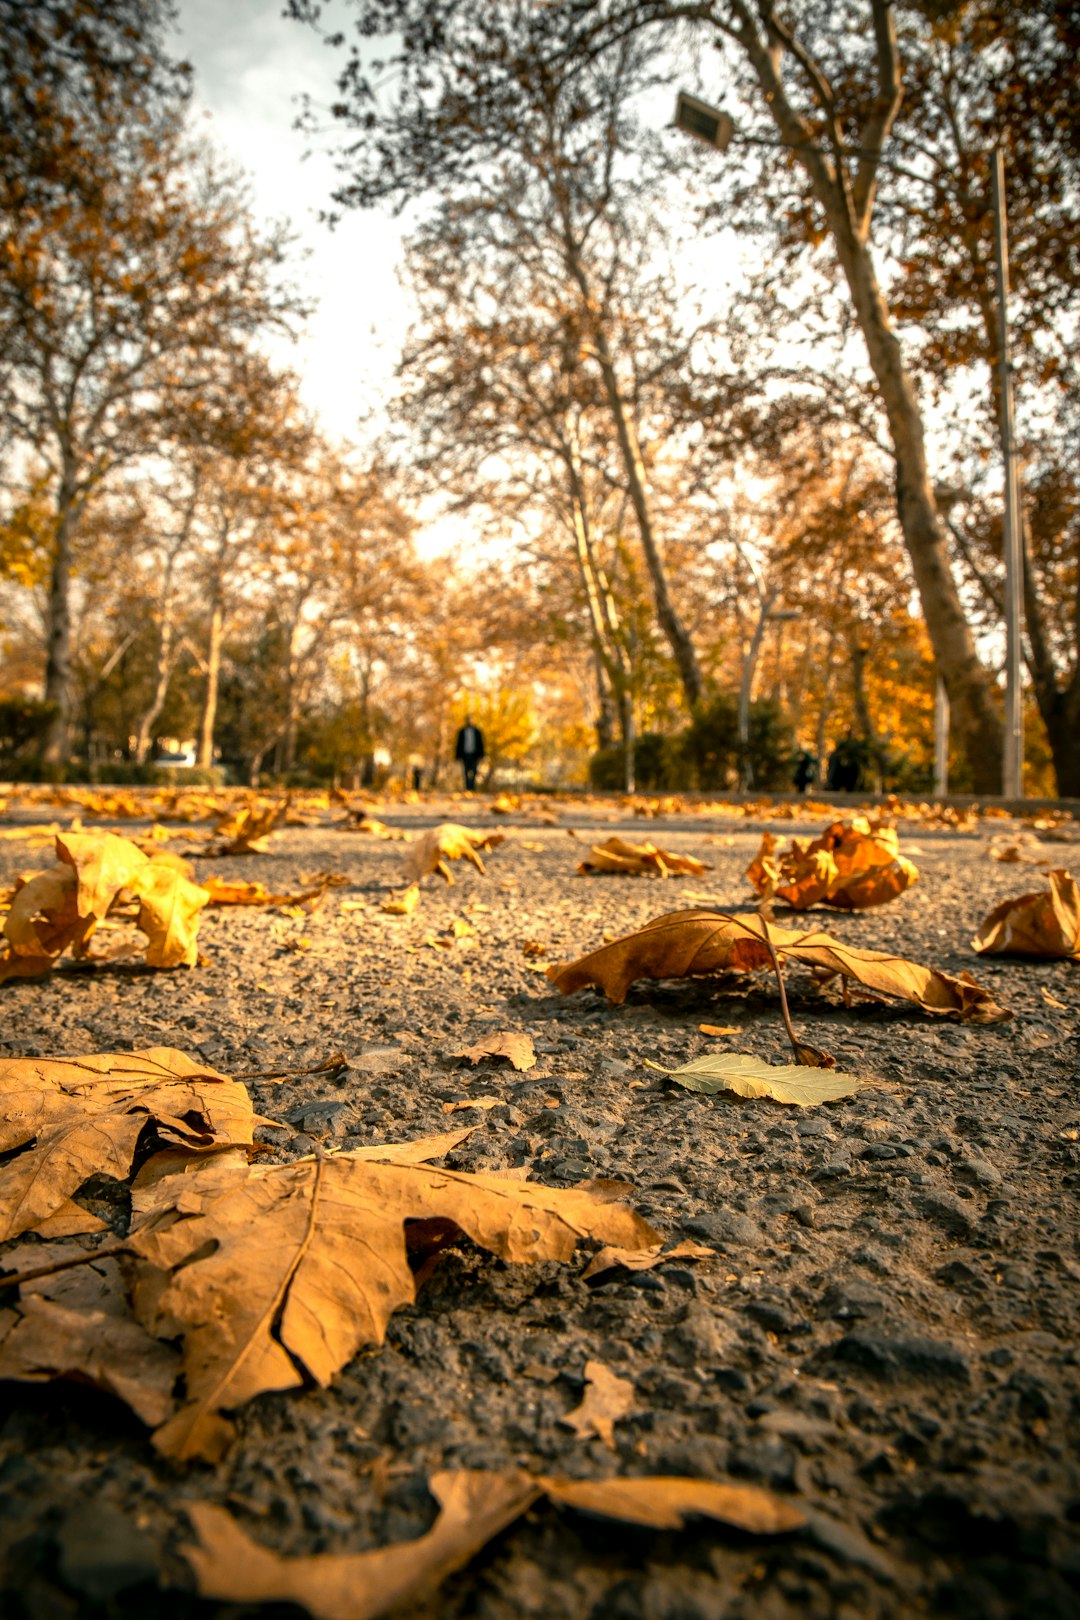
left=588, top=731, right=673, bottom=791
left=0, top=698, right=58, bottom=766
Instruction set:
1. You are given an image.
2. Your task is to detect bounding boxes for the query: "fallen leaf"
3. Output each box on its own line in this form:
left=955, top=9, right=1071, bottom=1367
left=654, top=1052, right=859, bottom=1107
left=987, top=833, right=1053, bottom=865
left=453, top=1032, right=537, bottom=1072
left=699, top=1024, right=739, bottom=1037
left=1041, top=986, right=1069, bottom=1010
left=973, top=870, right=1080, bottom=960
left=183, top=1469, right=804, bottom=1620
left=0, top=1047, right=277, bottom=1241
left=201, top=878, right=300, bottom=906
left=746, top=818, right=917, bottom=910
left=0, top=1267, right=180, bottom=1427
left=404, top=824, right=505, bottom=884
left=577, top=836, right=709, bottom=879
left=349, top=815, right=409, bottom=840
left=582, top=1239, right=714, bottom=1282
left=127, top=860, right=209, bottom=968
left=542, top=1474, right=806, bottom=1534
left=212, top=800, right=288, bottom=854
left=129, top=1142, right=657, bottom=1459
left=183, top=1471, right=541, bottom=1620
left=442, top=1096, right=502, bottom=1114
left=560, top=1359, right=634, bottom=1448
left=380, top=883, right=420, bottom=916
left=548, top=909, right=1009, bottom=1023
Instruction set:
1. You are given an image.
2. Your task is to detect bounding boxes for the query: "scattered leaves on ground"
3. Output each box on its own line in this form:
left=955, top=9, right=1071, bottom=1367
left=746, top=818, right=917, bottom=910
left=582, top=1239, right=715, bottom=1282
left=973, top=869, right=1080, bottom=959
left=547, top=908, right=1010, bottom=1022
left=183, top=1467, right=805, bottom=1620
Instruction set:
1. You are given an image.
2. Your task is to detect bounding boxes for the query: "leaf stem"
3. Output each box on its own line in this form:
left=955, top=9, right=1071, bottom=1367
left=0, top=1242, right=130, bottom=1291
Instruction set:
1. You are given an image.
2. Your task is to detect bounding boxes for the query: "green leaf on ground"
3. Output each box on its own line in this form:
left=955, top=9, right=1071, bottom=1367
left=651, top=1052, right=859, bottom=1108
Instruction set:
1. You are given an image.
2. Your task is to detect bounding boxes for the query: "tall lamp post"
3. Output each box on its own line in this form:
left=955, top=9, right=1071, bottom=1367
left=673, top=95, right=1024, bottom=799
left=992, top=150, right=1024, bottom=799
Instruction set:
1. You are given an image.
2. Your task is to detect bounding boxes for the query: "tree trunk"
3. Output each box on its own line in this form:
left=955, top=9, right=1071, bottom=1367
left=730, top=3, right=1003, bottom=790
left=738, top=588, right=777, bottom=787
left=835, top=233, right=1003, bottom=789
left=41, top=474, right=80, bottom=765
left=560, top=232, right=704, bottom=710
left=197, top=599, right=223, bottom=769
left=133, top=603, right=177, bottom=765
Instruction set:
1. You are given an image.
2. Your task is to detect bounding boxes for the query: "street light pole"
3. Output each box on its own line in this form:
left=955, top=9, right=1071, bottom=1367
left=992, top=148, right=1024, bottom=799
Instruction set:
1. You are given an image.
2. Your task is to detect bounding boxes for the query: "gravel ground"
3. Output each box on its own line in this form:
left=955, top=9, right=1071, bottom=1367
left=1, top=794, right=1079, bottom=1620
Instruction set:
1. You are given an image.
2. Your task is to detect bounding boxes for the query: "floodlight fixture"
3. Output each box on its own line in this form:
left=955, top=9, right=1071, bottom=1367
left=674, top=91, right=734, bottom=153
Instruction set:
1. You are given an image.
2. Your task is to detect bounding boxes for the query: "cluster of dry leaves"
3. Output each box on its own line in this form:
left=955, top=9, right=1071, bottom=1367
left=0, top=785, right=1076, bottom=1614
left=0, top=1046, right=800, bottom=1616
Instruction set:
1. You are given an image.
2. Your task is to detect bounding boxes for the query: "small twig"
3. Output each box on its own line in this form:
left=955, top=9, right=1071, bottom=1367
left=232, top=1052, right=349, bottom=1083
left=0, top=1243, right=131, bottom=1291
left=761, top=931, right=802, bottom=1062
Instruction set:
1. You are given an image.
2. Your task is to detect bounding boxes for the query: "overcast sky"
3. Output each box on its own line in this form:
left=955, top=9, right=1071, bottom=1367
left=174, top=0, right=409, bottom=442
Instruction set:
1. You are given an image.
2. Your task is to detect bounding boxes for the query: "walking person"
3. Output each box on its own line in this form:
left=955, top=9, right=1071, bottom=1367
left=454, top=715, right=485, bottom=791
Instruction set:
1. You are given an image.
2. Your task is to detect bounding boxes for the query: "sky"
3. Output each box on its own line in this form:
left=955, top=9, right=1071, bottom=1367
left=174, top=0, right=410, bottom=442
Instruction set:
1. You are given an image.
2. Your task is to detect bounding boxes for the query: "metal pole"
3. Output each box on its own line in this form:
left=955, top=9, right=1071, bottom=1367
left=992, top=148, right=1024, bottom=799
left=934, top=677, right=949, bottom=797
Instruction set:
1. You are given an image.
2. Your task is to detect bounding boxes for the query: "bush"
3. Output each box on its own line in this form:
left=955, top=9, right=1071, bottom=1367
left=588, top=731, right=673, bottom=791
left=744, top=700, right=797, bottom=791
left=92, top=762, right=227, bottom=788
left=0, top=697, right=58, bottom=766
left=679, top=692, right=740, bottom=790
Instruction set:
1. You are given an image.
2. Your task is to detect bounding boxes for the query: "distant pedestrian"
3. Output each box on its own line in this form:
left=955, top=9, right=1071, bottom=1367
left=454, top=716, right=485, bottom=791
left=793, top=748, right=817, bottom=794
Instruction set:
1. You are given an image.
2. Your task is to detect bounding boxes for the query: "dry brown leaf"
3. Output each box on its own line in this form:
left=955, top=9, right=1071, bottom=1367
left=972, top=869, right=1080, bottom=960
left=746, top=818, right=917, bottom=910
left=560, top=1359, right=634, bottom=1448
left=380, top=883, right=420, bottom=916
left=184, top=1472, right=542, bottom=1620
left=522, top=939, right=548, bottom=958
left=212, top=800, right=288, bottom=854
left=453, top=1032, right=537, bottom=1072
left=351, top=815, right=408, bottom=840
left=0, top=1047, right=277, bottom=1242
left=403, top=823, right=505, bottom=884
left=128, top=1142, right=657, bottom=1460
left=1041, top=986, right=1069, bottom=1010
left=442, top=1095, right=502, bottom=1114
left=548, top=909, right=1009, bottom=1023
left=582, top=1239, right=715, bottom=1282
left=542, top=1474, right=806, bottom=1534
left=577, top=836, right=709, bottom=879
left=0, top=1263, right=180, bottom=1427
left=699, top=1024, right=739, bottom=1037
left=184, top=1468, right=804, bottom=1620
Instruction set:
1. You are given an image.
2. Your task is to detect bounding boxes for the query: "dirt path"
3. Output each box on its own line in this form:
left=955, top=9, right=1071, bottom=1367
left=1, top=795, right=1078, bottom=1618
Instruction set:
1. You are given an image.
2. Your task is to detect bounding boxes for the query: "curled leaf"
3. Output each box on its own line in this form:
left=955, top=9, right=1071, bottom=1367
left=404, top=823, right=505, bottom=884
left=973, top=869, right=1080, bottom=960
left=747, top=818, right=917, bottom=910
left=577, top=837, right=709, bottom=879
left=547, top=908, right=1009, bottom=1023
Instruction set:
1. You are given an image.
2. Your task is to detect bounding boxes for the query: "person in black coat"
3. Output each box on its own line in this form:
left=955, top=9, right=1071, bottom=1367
left=454, top=716, right=485, bottom=791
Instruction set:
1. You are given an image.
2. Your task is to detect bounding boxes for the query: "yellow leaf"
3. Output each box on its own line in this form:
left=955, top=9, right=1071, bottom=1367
left=746, top=818, right=917, bottom=910
left=404, top=824, right=505, bottom=884
left=577, top=836, right=709, bottom=879
left=128, top=861, right=209, bottom=968
left=655, top=1052, right=859, bottom=1107
left=380, top=883, right=420, bottom=915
